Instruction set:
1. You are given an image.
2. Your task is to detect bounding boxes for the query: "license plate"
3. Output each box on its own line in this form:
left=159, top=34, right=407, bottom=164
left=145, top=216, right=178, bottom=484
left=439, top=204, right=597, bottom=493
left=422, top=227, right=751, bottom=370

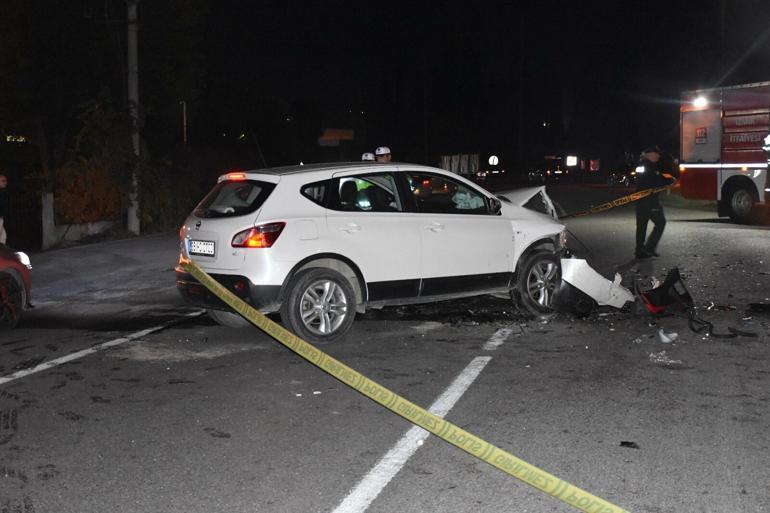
left=189, top=240, right=215, bottom=256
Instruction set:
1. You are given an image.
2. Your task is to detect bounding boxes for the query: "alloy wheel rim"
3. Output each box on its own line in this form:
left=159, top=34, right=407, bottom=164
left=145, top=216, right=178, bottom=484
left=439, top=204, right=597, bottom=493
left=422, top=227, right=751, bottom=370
left=526, top=260, right=558, bottom=307
left=299, top=279, right=348, bottom=335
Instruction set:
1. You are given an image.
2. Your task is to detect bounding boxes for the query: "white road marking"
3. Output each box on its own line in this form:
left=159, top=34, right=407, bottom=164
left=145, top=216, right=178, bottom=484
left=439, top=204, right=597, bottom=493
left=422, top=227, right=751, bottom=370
left=0, top=311, right=204, bottom=386
left=482, top=327, right=514, bottom=351
left=331, top=355, right=492, bottom=513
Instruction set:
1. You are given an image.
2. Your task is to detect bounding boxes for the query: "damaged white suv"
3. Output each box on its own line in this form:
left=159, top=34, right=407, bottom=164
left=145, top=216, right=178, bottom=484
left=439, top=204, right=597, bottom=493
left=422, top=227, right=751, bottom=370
left=176, top=163, right=566, bottom=342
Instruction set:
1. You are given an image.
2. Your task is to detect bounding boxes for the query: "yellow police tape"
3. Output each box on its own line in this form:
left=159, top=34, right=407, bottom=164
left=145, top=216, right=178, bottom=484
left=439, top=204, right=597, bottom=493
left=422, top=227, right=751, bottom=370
left=559, top=185, right=672, bottom=220
left=181, top=258, right=630, bottom=513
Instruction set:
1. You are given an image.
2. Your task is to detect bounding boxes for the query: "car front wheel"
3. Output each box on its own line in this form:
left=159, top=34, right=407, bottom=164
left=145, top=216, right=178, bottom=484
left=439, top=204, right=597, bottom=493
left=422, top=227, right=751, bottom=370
left=514, top=250, right=561, bottom=316
left=280, top=268, right=356, bottom=344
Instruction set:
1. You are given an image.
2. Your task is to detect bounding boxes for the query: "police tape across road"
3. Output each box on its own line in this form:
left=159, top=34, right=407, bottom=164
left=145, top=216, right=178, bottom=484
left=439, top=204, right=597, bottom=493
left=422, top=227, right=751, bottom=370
left=559, top=184, right=672, bottom=220
left=181, top=258, right=630, bottom=513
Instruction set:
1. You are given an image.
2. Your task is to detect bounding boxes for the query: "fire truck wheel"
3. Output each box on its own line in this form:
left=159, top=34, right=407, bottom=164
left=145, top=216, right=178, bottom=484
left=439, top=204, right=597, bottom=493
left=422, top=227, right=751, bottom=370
left=725, top=185, right=755, bottom=224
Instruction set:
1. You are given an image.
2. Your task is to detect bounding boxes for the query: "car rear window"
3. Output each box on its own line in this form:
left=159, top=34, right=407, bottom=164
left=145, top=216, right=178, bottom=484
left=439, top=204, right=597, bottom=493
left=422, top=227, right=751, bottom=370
left=193, top=180, right=276, bottom=218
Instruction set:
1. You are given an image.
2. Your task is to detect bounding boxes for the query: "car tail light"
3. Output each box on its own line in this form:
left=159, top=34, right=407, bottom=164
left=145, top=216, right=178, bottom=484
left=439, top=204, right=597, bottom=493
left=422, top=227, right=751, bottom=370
left=231, top=222, right=286, bottom=248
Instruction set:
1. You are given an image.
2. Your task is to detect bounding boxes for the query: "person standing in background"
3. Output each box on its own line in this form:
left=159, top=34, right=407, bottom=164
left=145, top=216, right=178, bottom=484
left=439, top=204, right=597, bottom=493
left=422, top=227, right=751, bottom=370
left=374, top=146, right=392, bottom=162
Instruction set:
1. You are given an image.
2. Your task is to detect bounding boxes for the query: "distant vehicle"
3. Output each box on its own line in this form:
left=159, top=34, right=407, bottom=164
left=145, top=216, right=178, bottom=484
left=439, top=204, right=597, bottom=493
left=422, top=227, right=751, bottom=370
left=176, top=163, right=567, bottom=343
left=528, top=169, right=545, bottom=184
left=531, top=156, right=577, bottom=184
left=679, top=81, right=770, bottom=223
left=0, top=244, right=32, bottom=329
left=606, top=169, right=636, bottom=187
left=545, top=166, right=573, bottom=183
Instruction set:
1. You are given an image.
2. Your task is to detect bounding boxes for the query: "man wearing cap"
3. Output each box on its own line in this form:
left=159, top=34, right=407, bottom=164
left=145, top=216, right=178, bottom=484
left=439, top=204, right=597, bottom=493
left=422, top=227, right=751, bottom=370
left=375, top=146, right=392, bottom=162
left=634, top=145, right=676, bottom=259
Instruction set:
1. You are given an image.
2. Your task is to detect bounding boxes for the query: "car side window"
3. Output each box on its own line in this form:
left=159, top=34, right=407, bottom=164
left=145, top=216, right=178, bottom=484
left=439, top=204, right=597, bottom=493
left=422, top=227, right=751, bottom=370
left=301, top=180, right=329, bottom=207
left=331, top=173, right=403, bottom=212
left=405, top=173, right=489, bottom=215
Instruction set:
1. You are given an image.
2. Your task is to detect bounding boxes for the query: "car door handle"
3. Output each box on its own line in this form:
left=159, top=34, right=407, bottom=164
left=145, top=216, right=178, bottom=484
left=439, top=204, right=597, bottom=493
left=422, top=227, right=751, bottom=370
left=339, top=223, right=362, bottom=233
left=424, top=222, right=444, bottom=232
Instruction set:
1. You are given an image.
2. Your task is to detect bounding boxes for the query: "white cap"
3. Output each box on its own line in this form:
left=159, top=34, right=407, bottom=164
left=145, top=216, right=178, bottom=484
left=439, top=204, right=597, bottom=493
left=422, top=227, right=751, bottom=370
left=375, top=146, right=391, bottom=156
left=361, top=152, right=375, bottom=161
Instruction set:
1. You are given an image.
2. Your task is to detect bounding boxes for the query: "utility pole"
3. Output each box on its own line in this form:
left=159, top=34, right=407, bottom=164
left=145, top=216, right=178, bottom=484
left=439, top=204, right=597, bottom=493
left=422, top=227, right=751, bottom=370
left=517, top=15, right=525, bottom=171
left=126, top=0, right=141, bottom=235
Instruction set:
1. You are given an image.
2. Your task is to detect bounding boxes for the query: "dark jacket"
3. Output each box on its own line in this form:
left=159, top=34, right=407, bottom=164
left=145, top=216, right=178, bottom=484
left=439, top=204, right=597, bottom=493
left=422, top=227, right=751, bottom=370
left=635, top=158, right=674, bottom=209
left=0, top=189, right=6, bottom=218
left=636, top=159, right=674, bottom=190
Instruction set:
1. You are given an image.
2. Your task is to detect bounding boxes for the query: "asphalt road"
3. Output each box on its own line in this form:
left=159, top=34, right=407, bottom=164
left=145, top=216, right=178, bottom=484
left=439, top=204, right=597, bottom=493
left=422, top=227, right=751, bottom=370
left=1, top=185, right=768, bottom=513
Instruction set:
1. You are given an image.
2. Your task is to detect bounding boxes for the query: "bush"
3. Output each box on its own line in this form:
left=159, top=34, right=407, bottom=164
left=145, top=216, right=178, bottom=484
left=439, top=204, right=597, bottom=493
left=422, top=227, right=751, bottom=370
left=55, top=163, right=124, bottom=224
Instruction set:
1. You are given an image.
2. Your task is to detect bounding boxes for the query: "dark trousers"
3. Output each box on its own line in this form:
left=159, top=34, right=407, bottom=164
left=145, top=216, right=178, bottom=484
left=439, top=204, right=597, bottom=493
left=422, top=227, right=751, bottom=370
left=635, top=200, right=666, bottom=253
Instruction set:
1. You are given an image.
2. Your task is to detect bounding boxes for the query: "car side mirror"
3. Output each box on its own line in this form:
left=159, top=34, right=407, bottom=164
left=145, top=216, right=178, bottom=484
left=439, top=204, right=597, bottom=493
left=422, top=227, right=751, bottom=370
left=489, top=197, right=502, bottom=215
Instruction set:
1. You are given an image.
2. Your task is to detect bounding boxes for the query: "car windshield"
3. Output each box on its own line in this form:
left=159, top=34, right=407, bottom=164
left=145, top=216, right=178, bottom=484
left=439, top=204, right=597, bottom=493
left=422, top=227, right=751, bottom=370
left=193, top=179, right=276, bottom=218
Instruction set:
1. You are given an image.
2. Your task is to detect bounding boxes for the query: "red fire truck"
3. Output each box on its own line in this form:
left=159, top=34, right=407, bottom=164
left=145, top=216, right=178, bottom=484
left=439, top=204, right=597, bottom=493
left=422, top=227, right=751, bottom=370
left=679, top=81, right=770, bottom=223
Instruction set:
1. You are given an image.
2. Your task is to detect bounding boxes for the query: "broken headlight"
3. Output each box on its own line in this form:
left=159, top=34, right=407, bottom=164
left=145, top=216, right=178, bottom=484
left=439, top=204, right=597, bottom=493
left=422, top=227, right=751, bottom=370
left=558, top=229, right=569, bottom=248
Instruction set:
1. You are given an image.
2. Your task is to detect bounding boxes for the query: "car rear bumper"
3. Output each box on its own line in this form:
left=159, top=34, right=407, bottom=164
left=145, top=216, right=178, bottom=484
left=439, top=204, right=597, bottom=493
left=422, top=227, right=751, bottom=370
left=175, top=267, right=282, bottom=313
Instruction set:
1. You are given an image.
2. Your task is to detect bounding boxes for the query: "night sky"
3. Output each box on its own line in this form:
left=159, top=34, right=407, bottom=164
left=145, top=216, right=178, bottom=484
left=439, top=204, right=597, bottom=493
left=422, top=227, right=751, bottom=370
left=192, top=0, right=770, bottom=169
left=3, top=0, right=770, bottom=172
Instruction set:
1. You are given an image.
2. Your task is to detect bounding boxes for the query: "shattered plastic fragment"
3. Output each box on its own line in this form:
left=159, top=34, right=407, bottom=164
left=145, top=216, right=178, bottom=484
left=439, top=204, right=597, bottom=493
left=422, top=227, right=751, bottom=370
left=636, top=268, right=694, bottom=315
left=648, top=350, right=683, bottom=366
left=658, top=329, right=679, bottom=344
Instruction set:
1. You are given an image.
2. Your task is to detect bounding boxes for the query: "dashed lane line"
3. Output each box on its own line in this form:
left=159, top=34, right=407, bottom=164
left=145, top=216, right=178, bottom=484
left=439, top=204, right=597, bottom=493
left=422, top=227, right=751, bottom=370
left=482, top=327, right=514, bottom=351
left=334, top=325, right=518, bottom=512
left=331, top=356, right=492, bottom=513
left=0, top=311, right=204, bottom=386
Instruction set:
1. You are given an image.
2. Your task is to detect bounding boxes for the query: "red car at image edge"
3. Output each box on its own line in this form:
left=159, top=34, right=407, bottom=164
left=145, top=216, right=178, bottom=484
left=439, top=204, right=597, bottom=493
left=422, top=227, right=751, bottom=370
left=0, top=244, right=32, bottom=328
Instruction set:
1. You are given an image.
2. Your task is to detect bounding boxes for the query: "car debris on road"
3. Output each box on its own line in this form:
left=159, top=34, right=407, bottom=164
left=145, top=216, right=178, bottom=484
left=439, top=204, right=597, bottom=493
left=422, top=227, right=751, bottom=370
left=559, top=257, right=635, bottom=309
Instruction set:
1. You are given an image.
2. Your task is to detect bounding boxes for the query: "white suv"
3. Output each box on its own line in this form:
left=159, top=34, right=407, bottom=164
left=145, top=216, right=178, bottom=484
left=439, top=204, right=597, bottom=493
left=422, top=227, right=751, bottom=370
left=176, top=163, right=566, bottom=342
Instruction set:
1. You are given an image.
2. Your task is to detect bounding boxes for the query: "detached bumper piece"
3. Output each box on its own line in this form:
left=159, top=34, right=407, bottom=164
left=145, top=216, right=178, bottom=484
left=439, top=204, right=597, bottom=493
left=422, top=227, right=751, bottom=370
left=175, top=268, right=281, bottom=312
left=553, top=258, right=635, bottom=315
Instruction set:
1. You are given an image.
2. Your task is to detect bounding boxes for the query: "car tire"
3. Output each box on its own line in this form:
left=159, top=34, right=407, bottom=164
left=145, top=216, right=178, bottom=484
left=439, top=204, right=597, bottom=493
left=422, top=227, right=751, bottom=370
left=725, top=185, right=755, bottom=224
left=207, top=308, right=251, bottom=328
left=280, top=268, right=356, bottom=344
left=0, top=273, right=23, bottom=329
left=513, top=250, right=560, bottom=317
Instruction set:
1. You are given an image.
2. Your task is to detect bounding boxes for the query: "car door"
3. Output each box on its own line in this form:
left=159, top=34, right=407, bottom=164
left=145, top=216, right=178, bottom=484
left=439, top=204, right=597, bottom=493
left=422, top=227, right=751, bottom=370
left=401, top=170, right=512, bottom=296
left=325, top=171, right=421, bottom=301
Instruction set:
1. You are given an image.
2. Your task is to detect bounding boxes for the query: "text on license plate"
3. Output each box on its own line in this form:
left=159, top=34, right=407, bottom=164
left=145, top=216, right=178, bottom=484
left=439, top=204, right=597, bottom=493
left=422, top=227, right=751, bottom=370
left=189, top=240, right=215, bottom=256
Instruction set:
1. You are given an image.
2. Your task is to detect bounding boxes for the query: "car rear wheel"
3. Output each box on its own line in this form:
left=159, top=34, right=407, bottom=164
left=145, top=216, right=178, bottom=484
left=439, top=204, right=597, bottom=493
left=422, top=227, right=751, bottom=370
left=207, top=308, right=251, bottom=328
left=0, top=273, right=23, bottom=329
left=514, top=250, right=560, bottom=316
left=280, top=268, right=356, bottom=344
